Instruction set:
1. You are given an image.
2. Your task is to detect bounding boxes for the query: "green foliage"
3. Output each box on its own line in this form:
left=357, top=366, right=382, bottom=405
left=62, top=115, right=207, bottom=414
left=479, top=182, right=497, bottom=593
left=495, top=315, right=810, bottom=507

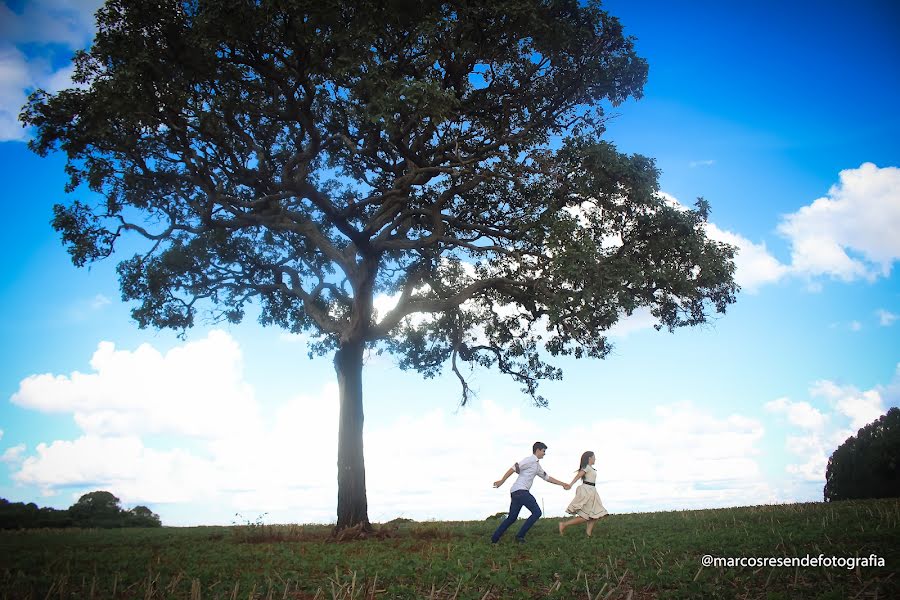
left=0, top=501, right=897, bottom=598
left=0, top=492, right=162, bottom=529
left=825, top=407, right=900, bottom=502
left=69, top=490, right=125, bottom=528
left=127, top=505, right=163, bottom=527
left=0, top=499, right=72, bottom=529
left=22, top=0, right=737, bottom=405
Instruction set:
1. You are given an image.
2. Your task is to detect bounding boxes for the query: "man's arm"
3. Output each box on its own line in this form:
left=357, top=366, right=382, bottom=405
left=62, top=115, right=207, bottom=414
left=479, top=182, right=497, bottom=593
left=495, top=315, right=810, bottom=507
left=493, top=467, right=515, bottom=488
left=547, top=476, right=571, bottom=490
left=537, top=464, right=571, bottom=490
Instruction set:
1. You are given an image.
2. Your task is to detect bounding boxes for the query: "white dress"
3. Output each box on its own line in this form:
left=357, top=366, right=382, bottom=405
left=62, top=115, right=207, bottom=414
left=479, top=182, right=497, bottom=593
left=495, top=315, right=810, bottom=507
left=566, top=465, right=608, bottom=520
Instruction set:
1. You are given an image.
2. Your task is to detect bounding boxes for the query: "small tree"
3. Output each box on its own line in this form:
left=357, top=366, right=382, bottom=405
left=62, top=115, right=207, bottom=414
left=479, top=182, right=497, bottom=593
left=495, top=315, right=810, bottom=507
left=825, top=407, right=900, bottom=501
left=69, top=490, right=124, bottom=527
left=127, top=505, right=163, bottom=527
left=23, top=0, right=738, bottom=531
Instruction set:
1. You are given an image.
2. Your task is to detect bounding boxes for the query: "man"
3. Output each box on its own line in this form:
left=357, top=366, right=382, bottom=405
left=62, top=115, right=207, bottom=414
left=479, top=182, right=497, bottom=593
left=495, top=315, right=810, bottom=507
left=491, top=441, right=570, bottom=543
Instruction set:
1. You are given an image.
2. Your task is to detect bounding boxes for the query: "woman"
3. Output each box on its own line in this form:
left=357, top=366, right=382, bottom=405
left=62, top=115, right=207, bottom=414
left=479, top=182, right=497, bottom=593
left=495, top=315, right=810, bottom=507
left=558, top=450, right=608, bottom=537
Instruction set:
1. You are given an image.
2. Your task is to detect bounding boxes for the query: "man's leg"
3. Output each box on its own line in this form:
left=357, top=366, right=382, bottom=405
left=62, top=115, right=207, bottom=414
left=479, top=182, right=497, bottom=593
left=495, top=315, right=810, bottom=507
left=515, top=492, right=542, bottom=540
left=491, top=491, right=526, bottom=543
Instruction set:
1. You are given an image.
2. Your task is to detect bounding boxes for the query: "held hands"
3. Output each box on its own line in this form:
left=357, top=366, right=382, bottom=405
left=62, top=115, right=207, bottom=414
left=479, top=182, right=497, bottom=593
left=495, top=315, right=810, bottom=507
left=493, top=481, right=503, bottom=488
left=563, top=483, right=571, bottom=491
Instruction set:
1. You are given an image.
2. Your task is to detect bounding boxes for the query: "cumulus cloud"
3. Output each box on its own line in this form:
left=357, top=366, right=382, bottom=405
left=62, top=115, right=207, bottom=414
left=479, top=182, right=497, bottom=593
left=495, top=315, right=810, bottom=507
left=0, top=1, right=102, bottom=49
left=810, top=379, right=887, bottom=431
left=764, top=397, right=827, bottom=430
left=659, top=164, right=900, bottom=295
left=778, top=163, right=900, bottom=283
left=10, top=331, right=264, bottom=439
left=15, top=436, right=217, bottom=502
left=704, top=222, right=789, bottom=292
left=8, top=332, right=777, bottom=524
left=2, top=444, right=27, bottom=465
left=766, top=369, right=897, bottom=482
left=0, top=0, right=101, bottom=141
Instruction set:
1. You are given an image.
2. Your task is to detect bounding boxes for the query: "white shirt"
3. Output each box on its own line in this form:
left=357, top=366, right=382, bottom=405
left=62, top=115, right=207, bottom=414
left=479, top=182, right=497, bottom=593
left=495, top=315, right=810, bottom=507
left=510, top=454, right=549, bottom=492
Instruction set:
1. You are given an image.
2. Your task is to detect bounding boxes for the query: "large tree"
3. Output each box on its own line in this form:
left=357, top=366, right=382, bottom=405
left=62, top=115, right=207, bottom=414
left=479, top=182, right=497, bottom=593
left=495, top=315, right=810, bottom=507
left=23, top=0, right=738, bottom=531
left=825, top=408, right=900, bottom=502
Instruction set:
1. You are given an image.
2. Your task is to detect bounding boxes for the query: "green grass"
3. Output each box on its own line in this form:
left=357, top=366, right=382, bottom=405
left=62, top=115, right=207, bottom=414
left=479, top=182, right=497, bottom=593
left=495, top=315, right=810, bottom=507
left=1, top=499, right=898, bottom=599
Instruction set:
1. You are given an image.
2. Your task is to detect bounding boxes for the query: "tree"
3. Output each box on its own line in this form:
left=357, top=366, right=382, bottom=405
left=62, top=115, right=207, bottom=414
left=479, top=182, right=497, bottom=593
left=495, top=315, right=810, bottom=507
left=69, top=490, right=124, bottom=527
left=127, top=505, right=163, bottom=527
left=22, top=0, right=738, bottom=531
left=825, top=407, right=900, bottom=502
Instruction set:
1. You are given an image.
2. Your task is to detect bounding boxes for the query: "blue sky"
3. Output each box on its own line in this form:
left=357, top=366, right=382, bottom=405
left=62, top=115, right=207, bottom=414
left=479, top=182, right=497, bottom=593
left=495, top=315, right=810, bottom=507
left=0, top=0, right=898, bottom=526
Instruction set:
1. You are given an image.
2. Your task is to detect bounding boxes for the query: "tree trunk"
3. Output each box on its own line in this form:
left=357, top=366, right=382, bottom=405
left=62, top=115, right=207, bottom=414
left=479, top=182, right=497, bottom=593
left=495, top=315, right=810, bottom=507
left=334, top=338, right=372, bottom=532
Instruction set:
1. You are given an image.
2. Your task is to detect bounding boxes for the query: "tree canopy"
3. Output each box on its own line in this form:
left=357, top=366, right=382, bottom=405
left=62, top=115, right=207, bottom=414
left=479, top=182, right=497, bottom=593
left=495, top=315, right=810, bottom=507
left=22, top=0, right=738, bottom=530
left=825, top=408, right=900, bottom=502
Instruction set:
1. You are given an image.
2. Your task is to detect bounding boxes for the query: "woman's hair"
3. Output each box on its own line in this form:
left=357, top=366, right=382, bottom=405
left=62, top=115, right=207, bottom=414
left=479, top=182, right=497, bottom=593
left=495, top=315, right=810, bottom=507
left=577, top=451, right=595, bottom=479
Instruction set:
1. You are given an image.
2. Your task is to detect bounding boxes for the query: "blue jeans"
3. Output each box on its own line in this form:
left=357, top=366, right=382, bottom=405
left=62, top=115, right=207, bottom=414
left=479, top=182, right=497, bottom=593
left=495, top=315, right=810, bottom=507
left=491, top=489, right=541, bottom=542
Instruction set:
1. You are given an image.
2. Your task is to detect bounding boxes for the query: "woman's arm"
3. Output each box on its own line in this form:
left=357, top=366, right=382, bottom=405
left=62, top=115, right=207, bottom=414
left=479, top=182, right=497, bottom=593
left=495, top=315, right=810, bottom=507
left=568, top=470, right=586, bottom=487
left=493, top=467, right=515, bottom=488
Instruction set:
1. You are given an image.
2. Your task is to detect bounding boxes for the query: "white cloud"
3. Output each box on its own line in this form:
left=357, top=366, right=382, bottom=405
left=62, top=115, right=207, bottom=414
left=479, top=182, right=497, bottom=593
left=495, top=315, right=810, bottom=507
left=656, top=164, right=900, bottom=295
left=2, top=444, right=27, bottom=464
left=555, top=403, right=773, bottom=512
left=764, top=397, right=827, bottom=430
left=8, top=334, right=778, bottom=524
left=12, top=340, right=894, bottom=525
left=15, top=435, right=219, bottom=502
left=877, top=309, right=898, bottom=327
left=783, top=433, right=829, bottom=481
left=0, top=1, right=100, bottom=141
left=0, top=43, right=87, bottom=141
left=689, top=159, right=715, bottom=168
left=767, top=370, right=895, bottom=482
left=604, top=307, right=658, bottom=338
left=704, top=222, right=789, bottom=292
left=10, top=331, right=264, bottom=439
left=0, top=46, right=31, bottom=141
left=0, top=1, right=102, bottom=49
left=809, top=379, right=886, bottom=431
left=778, top=163, right=900, bottom=282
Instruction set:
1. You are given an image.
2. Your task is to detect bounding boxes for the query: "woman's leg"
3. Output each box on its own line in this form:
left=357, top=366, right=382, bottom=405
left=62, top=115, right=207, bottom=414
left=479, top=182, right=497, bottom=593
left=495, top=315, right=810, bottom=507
left=585, top=519, right=595, bottom=537
left=558, top=515, right=587, bottom=534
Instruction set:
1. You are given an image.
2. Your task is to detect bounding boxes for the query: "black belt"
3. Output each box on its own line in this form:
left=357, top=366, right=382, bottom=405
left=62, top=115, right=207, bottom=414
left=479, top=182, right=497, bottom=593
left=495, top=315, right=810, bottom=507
left=583, top=481, right=595, bottom=486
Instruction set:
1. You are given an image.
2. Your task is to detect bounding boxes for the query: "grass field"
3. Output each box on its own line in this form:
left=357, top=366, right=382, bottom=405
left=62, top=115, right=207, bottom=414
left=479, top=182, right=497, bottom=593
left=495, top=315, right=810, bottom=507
left=1, top=499, right=898, bottom=599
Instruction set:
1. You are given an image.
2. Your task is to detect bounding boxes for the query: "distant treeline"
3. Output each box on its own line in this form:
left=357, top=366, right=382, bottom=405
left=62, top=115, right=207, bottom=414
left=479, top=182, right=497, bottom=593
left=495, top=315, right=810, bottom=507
left=0, top=491, right=161, bottom=529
